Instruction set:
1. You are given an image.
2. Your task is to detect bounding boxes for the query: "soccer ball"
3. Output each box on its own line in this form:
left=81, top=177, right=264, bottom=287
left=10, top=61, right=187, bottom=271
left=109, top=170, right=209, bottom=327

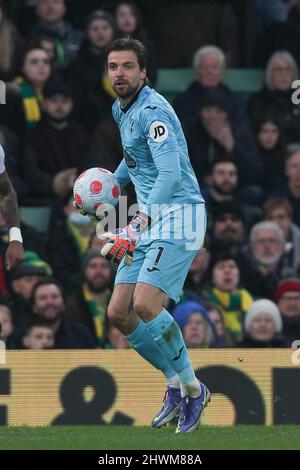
left=73, top=167, right=120, bottom=216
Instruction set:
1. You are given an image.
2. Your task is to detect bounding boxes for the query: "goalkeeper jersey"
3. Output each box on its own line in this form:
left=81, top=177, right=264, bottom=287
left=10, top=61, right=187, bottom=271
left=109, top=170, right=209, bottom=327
left=113, top=85, right=204, bottom=216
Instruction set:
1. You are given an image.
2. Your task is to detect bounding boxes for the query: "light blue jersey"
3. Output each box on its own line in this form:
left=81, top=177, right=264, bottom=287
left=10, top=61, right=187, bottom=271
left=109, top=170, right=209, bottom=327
left=113, top=85, right=204, bottom=216
left=112, top=85, right=206, bottom=302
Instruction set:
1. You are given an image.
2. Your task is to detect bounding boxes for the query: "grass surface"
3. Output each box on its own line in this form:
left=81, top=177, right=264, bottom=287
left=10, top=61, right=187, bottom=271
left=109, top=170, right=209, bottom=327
left=0, top=425, right=299, bottom=450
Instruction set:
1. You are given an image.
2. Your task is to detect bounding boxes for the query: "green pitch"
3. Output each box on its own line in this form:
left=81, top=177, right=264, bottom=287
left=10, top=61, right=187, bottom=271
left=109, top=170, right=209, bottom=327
left=0, top=426, right=299, bottom=450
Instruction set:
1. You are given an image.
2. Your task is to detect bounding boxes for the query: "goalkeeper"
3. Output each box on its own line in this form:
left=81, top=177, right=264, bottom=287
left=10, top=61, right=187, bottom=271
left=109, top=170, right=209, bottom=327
left=82, top=39, right=210, bottom=433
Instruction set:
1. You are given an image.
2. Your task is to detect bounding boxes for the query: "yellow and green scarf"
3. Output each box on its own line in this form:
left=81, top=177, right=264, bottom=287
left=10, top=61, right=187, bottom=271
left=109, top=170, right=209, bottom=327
left=83, top=286, right=111, bottom=346
left=15, top=77, right=43, bottom=128
left=210, top=287, right=253, bottom=342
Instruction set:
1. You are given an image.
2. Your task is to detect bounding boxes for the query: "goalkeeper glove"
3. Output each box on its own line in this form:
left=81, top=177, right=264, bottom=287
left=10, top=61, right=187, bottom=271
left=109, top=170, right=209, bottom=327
left=100, top=212, right=150, bottom=266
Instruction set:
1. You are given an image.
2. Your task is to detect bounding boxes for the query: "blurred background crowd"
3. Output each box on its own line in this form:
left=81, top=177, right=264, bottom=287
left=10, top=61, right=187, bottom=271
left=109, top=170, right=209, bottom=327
left=1, top=0, right=300, bottom=350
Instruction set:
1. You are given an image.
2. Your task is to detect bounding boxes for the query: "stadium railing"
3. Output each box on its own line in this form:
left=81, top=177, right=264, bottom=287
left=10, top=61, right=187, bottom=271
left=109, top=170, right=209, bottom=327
left=156, top=68, right=265, bottom=102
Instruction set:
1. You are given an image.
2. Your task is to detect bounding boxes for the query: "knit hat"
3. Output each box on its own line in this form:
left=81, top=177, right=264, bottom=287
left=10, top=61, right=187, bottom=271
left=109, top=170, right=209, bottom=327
left=85, top=10, right=114, bottom=30
left=244, top=299, right=282, bottom=332
left=172, top=301, right=213, bottom=330
left=274, top=278, right=300, bottom=302
left=213, top=201, right=245, bottom=224
left=199, top=89, right=230, bottom=114
left=11, top=251, right=52, bottom=280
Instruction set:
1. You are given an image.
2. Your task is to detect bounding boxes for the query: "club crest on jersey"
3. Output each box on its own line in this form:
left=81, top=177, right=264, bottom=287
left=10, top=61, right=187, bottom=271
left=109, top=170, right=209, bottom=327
left=149, top=121, right=168, bottom=142
left=124, top=150, right=137, bottom=168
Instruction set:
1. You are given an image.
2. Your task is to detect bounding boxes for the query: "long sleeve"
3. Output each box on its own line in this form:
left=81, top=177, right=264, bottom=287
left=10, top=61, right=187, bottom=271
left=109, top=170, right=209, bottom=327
left=140, top=108, right=182, bottom=214
left=114, top=158, right=131, bottom=187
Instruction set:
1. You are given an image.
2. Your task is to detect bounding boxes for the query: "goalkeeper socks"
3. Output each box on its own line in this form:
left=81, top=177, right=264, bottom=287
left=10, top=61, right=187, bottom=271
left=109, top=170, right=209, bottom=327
left=180, top=378, right=201, bottom=398
left=146, top=308, right=197, bottom=386
left=126, top=320, right=178, bottom=381
left=168, top=375, right=181, bottom=389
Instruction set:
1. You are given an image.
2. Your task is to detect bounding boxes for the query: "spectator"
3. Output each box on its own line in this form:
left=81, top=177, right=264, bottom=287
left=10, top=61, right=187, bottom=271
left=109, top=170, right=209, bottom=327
left=174, top=46, right=249, bottom=142
left=0, top=0, right=23, bottom=81
left=66, top=10, right=115, bottom=133
left=275, top=278, right=300, bottom=344
left=238, top=298, right=287, bottom=347
left=184, top=242, right=211, bottom=298
left=31, top=279, right=97, bottom=348
left=115, top=1, right=158, bottom=85
left=204, top=158, right=263, bottom=225
left=239, top=221, right=287, bottom=299
left=0, top=304, right=16, bottom=348
left=209, top=254, right=253, bottom=343
left=172, top=301, right=217, bottom=348
left=271, top=143, right=300, bottom=226
left=65, top=252, right=113, bottom=347
left=255, top=116, right=287, bottom=193
left=203, top=158, right=239, bottom=210
left=13, top=44, right=52, bottom=129
left=9, top=251, right=52, bottom=334
left=22, top=319, right=54, bottom=349
left=204, top=301, right=233, bottom=347
left=186, top=89, right=262, bottom=187
left=249, top=51, right=300, bottom=143
left=23, top=81, right=89, bottom=203
left=29, top=0, right=84, bottom=71
left=264, top=197, right=300, bottom=275
left=47, top=195, right=95, bottom=293
left=210, top=201, right=246, bottom=257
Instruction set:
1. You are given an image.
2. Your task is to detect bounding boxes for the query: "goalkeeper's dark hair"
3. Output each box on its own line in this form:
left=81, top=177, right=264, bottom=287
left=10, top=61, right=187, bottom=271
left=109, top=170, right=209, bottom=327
left=105, top=38, right=148, bottom=70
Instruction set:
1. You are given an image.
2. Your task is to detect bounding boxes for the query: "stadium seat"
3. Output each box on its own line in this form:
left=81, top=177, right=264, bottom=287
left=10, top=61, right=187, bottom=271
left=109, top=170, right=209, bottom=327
left=21, top=206, right=51, bottom=233
left=157, top=68, right=264, bottom=102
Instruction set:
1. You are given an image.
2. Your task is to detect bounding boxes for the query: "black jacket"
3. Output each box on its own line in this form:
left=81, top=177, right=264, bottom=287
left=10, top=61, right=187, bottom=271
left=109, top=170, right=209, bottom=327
left=54, top=316, right=97, bottom=349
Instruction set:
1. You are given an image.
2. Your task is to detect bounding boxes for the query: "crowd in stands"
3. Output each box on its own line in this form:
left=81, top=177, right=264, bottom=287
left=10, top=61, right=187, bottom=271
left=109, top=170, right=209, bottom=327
left=1, top=0, right=300, bottom=350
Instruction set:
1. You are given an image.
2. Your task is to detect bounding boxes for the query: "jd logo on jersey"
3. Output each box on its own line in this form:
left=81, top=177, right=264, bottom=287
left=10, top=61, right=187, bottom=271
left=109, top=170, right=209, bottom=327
left=149, top=121, right=168, bottom=142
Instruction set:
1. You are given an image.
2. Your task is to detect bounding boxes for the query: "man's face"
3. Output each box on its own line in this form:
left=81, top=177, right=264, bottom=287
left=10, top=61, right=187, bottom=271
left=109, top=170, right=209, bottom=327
left=107, top=50, right=146, bottom=100
left=88, top=19, right=114, bottom=49
left=23, top=327, right=54, bottom=349
left=42, top=95, right=73, bottom=120
left=214, top=213, right=244, bottom=243
left=271, top=58, right=294, bottom=91
left=12, top=275, right=45, bottom=300
left=196, top=53, right=223, bottom=88
left=278, top=291, right=300, bottom=318
left=212, top=162, right=238, bottom=195
left=183, top=313, right=206, bottom=348
left=249, top=314, right=276, bottom=342
left=85, top=257, right=112, bottom=292
left=33, top=284, right=64, bottom=321
left=212, top=259, right=240, bottom=291
left=251, top=229, right=284, bottom=266
left=286, top=152, right=300, bottom=188
left=36, top=0, right=65, bottom=25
